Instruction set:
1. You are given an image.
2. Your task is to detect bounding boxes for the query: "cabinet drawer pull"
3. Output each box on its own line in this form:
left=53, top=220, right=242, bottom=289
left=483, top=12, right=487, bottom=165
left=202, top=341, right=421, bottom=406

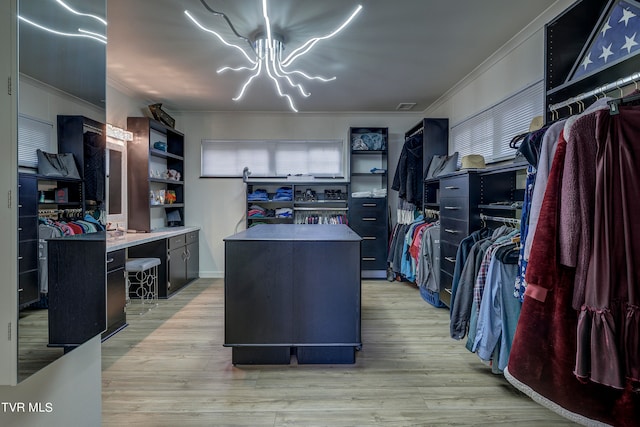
left=17, top=256, right=23, bottom=260
left=444, top=186, right=459, bottom=190
left=362, top=217, right=377, bottom=221
left=18, top=204, right=23, bottom=208
left=362, top=257, right=376, bottom=261
left=444, top=206, right=460, bottom=210
left=362, top=203, right=377, bottom=207
left=18, top=227, right=22, bottom=231
left=106, top=258, right=115, bottom=264
left=444, top=256, right=456, bottom=263
left=362, top=236, right=377, bottom=240
left=444, top=228, right=460, bottom=234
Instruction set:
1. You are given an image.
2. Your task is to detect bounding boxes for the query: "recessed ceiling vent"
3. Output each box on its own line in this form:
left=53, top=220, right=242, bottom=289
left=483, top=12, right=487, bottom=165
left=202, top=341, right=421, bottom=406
left=396, top=102, right=416, bottom=111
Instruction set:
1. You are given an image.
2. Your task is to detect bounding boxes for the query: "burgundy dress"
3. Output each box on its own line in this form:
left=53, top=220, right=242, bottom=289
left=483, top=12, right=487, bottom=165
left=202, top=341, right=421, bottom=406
left=575, top=106, right=640, bottom=390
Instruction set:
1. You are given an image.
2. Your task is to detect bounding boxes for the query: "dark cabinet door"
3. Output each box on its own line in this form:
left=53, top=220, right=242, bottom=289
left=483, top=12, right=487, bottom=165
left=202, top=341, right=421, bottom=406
left=168, top=246, right=187, bottom=293
left=104, top=249, right=126, bottom=339
left=186, top=241, right=199, bottom=282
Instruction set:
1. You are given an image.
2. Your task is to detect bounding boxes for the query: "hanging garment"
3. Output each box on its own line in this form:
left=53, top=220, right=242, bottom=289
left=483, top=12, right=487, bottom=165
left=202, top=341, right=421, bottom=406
left=575, top=106, right=640, bottom=389
left=504, top=130, right=640, bottom=427
left=391, top=134, right=423, bottom=205
left=558, top=97, right=611, bottom=310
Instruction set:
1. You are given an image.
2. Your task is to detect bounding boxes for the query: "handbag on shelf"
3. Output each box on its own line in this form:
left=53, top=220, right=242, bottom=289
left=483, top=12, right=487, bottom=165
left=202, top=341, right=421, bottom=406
left=36, top=149, right=81, bottom=179
left=425, top=152, right=459, bottom=179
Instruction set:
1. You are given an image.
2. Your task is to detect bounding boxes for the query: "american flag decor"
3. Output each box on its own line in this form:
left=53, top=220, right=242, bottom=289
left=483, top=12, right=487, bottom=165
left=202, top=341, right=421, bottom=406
left=572, top=0, right=640, bottom=80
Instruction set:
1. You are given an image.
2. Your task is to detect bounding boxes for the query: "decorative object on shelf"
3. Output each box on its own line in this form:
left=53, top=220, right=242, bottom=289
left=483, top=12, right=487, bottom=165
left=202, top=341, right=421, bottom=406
left=460, top=154, right=486, bottom=169
left=36, top=149, right=81, bottom=179
left=148, top=103, right=176, bottom=128
left=165, top=190, right=177, bottom=204
left=166, top=169, right=181, bottom=181
left=166, top=209, right=182, bottom=227
left=352, top=132, right=386, bottom=151
left=184, top=0, right=362, bottom=112
left=153, top=141, right=167, bottom=152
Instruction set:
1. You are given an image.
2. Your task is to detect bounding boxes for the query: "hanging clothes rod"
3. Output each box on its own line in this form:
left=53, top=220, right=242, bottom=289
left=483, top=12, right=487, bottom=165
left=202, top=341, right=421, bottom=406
left=83, top=123, right=103, bottom=135
left=480, top=213, right=520, bottom=226
left=408, top=127, right=424, bottom=138
left=548, top=72, right=640, bottom=112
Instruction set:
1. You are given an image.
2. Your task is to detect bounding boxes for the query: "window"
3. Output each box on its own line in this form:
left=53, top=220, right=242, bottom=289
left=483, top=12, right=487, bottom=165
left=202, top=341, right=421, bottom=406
left=450, top=80, right=544, bottom=163
left=201, top=139, right=345, bottom=178
left=18, top=114, right=53, bottom=168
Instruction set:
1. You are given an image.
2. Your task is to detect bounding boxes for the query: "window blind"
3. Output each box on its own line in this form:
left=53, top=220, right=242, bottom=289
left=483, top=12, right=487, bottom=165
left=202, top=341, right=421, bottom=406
left=201, top=139, right=344, bottom=178
left=18, top=114, right=53, bottom=168
left=450, top=80, right=544, bottom=163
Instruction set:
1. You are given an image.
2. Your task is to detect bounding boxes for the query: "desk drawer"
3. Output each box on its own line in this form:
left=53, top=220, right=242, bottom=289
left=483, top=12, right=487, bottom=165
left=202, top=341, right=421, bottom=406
left=168, top=234, right=186, bottom=249
left=107, top=249, right=126, bottom=272
left=440, top=175, right=469, bottom=198
left=439, top=197, right=469, bottom=221
left=440, top=217, right=469, bottom=245
left=186, top=231, right=199, bottom=245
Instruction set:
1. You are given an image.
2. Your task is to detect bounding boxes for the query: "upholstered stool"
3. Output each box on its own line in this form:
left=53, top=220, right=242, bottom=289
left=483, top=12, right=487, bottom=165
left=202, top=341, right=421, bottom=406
left=125, top=257, right=160, bottom=314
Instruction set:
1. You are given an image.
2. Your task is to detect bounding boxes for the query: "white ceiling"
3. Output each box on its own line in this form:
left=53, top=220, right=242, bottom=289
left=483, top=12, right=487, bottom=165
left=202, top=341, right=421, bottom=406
left=20, top=0, right=560, bottom=113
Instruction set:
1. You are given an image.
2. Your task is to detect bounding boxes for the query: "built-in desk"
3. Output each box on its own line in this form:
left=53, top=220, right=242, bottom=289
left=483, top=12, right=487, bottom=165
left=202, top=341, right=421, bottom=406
left=104, top=226, right=200, bottom=338
left=224, top=224, right=362, bottom=364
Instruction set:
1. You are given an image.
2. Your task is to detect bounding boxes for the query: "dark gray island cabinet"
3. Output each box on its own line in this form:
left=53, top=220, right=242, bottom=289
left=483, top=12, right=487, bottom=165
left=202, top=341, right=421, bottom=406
left=224, top=224, right=362, bottom=364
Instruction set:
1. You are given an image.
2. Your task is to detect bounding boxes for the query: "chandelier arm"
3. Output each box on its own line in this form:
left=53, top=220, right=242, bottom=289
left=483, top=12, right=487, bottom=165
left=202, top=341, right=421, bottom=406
left=199, top=0, right=256, bottom=55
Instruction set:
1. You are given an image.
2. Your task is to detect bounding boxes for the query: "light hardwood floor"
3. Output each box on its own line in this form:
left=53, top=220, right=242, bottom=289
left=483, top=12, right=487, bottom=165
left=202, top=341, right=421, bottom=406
left=101, top=279, right=576, bottom=426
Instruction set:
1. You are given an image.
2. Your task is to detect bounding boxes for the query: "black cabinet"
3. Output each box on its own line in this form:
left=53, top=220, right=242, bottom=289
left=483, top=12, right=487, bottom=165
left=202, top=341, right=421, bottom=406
left=224, top=224, right=362, bottom=365
left=127, top=230, right=199, bottom=298
left=349, top=198, right=388, bottom=276
left=348, top=127, right=389, bottom=278
left=103, top=249, right=127, bottom=340
left=47, top=235, right=106, bottom=347
left=436, top=172, right=481, bottom=307
left=18, top=173, right=39, bottom=308
left=127, top=117, right=185, bottom=232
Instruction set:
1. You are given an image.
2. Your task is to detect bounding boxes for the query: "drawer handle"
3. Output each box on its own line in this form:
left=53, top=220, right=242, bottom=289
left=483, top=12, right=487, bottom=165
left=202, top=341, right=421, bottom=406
left=18, top=227, right=22, bottom=231
left=444, top=186, right=459, bottom=190
left=444, top=256, right=456, bottom=263
left=362, top=203, right=377, bottom=207
left=444, top=206, right=460, bottom=210
left=362, top=257, right=376, bottom=261
left=362, top=236, right=377, bottom=240
left=362, top=218, right=377, bottom=221
left=17, top=256, right=23, bottom=260
left=106, top=258, right=115, bottom=264
left=18, top=204, right=23, bottom=208
left=444, top=228, right=460, bottom=234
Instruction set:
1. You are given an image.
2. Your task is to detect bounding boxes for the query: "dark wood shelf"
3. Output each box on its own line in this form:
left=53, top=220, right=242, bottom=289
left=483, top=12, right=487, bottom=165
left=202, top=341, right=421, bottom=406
left=150, top=203, right=184, bottom=208
left=149, top=148, right=184, bottom=161
left=149, top=177, right=184, bottom=185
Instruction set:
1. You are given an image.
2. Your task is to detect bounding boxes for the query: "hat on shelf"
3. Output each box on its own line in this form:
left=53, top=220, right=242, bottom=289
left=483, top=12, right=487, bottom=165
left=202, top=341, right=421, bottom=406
left=461, top=154, right=486, bottom=169
left=529, top=115, right=544, bottom=132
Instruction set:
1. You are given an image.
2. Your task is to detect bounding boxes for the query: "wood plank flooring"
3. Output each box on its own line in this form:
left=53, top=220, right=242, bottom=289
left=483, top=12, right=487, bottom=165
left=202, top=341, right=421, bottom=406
left=101, top=279, right=576, bottom=426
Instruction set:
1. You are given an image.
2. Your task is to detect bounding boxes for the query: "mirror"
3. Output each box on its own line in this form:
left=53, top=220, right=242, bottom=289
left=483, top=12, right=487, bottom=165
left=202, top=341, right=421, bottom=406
left=17, top=0, right=106, bottom=382
left=108, top=149, right=123, bottom=215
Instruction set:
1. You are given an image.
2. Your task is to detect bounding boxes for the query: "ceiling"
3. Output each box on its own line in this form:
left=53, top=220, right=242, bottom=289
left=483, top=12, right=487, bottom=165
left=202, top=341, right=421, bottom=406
left=20, top=0, right=560, bottom=113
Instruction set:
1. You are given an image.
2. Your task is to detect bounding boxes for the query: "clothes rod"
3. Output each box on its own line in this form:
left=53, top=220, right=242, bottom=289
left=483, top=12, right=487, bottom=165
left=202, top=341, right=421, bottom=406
left=548, top=72, right=640, bottom=112
left=480, top=213, right=520, bottom=225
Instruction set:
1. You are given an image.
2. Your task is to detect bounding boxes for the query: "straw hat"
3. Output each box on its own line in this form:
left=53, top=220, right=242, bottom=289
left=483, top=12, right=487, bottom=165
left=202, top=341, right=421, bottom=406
left=461, top=154, right=486, bottom=169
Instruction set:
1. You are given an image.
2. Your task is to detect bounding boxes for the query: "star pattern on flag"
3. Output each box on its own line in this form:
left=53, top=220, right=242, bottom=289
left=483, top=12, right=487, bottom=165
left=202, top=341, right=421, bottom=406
left=573, top=0, right=640, bottom=79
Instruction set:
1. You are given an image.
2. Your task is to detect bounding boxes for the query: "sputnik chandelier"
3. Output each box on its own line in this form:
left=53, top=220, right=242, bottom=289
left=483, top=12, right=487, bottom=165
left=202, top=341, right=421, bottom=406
left=185, top=0, right=363, bottom=112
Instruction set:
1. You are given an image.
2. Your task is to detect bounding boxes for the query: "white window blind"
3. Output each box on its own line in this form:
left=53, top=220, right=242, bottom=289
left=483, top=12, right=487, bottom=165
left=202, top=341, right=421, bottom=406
left=450, top=80, right=544, bottom=163
left=201, top=139, right=345, bottom=178
left=18, top=114, right=53, bottom=168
